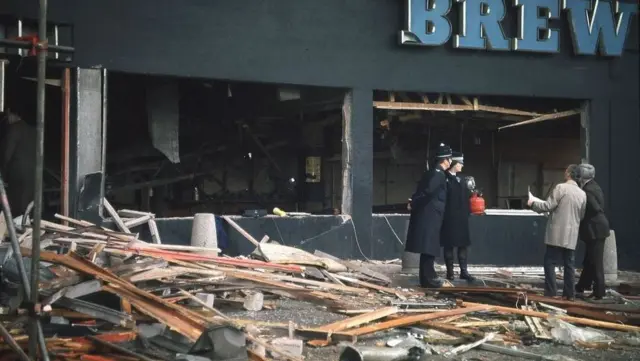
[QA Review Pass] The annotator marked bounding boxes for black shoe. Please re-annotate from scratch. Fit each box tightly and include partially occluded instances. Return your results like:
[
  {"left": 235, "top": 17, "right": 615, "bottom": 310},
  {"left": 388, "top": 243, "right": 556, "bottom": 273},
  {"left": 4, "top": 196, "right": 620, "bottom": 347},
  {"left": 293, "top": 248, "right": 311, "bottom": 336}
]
[
  {"left": 460, "top": 271, "right": 477, "bottom": 282},
  {"left": 446, "top": 273, "right": 455, "bottom": 281},
  {"left": 458, "top": 258, "right": 477, "bottom": 282},
  {"left": 445, "top": 258, "right": 455, "bottom": 281},
  {"left": 422, "top": 278, "right": 444, "bottom": 289}
]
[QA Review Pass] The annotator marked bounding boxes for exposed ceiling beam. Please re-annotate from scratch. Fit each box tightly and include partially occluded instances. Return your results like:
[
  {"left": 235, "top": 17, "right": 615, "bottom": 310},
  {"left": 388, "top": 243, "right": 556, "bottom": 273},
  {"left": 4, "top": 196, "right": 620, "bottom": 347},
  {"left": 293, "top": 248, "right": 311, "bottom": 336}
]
[
  {"left": 498, "top": 109, "right": 581, "bottom": 131},
  {"left": 373, "top": 101, "right": 542, "bottom": 117}
]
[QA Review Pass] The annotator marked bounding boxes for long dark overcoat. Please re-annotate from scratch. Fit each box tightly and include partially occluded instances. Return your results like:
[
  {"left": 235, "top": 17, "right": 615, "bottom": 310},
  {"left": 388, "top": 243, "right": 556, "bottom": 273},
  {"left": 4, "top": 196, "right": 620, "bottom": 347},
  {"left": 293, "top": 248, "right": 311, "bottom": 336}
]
[
  {"left": 579, "top": 180, "right": 610, "bottom": 242},
  {"left": 440, "top": 172, "right": 471, "bottom": 248},
  {"left": 405, "top": 165, "right": 447, "bottom": 256}
]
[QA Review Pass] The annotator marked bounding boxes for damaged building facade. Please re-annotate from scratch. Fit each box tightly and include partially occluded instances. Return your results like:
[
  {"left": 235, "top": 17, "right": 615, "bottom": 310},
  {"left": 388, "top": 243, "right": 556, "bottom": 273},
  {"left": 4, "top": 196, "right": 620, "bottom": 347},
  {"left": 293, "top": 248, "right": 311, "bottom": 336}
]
[{"left": 0, "top": 0, "right": 638, "bottom": 268}]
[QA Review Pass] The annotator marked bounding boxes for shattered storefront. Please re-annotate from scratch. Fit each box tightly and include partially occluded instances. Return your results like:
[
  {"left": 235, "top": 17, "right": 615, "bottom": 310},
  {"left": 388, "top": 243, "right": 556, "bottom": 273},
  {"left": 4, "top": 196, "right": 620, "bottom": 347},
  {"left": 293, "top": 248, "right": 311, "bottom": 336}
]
[
  {"left": 0, "top": 0, "right": 638, "bottom": 269},
  {"left": 0, "top": 1, "right": 640, "bottom": 361}
]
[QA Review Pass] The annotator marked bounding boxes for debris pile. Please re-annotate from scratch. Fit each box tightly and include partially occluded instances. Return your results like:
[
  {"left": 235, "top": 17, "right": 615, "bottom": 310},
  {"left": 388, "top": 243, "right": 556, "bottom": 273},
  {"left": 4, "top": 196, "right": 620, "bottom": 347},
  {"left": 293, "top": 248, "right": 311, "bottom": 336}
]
[{"left": 1, "top": 206, "right": 640, "bottom": 361}]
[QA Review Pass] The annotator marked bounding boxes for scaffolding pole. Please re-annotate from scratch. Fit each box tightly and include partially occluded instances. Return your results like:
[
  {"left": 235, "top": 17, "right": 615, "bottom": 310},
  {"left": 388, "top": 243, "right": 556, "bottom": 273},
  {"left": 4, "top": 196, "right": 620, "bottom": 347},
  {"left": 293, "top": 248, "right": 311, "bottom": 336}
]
[
  {"left": 0, "top": 174, "right": 50, "bottom": 360},
  {"left": 29, "top": 0, "right": 50, "bottom": 358},
  {"left": 0, "top": 2, "right": 75, "bottom": 359}
]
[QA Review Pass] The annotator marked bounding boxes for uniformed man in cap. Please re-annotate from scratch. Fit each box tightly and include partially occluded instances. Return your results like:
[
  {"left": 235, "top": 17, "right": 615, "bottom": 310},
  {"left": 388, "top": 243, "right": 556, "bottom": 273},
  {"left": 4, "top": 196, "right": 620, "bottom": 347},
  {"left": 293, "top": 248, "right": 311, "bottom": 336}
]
[
  {"left": 440, "top": 152, "right": 476, "bottom": 282},
  {"left": 405, "top": 143, "right": 452, "bottom": 288}
]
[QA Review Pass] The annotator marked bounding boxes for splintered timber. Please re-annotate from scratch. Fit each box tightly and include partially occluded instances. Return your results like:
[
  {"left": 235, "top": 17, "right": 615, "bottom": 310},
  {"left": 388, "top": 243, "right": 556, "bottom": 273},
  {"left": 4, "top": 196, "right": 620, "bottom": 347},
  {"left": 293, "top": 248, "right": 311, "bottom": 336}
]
[{"left": 400, "top": 0, "right": 638, "bottom": 56}]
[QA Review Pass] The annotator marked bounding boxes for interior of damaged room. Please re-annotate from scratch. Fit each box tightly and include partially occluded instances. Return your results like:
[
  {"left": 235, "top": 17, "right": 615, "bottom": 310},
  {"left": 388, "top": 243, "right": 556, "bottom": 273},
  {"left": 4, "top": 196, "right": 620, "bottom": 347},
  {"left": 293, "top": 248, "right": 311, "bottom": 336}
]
[{"left": 1, "top": 57, "right": 640, "bottom": 361}]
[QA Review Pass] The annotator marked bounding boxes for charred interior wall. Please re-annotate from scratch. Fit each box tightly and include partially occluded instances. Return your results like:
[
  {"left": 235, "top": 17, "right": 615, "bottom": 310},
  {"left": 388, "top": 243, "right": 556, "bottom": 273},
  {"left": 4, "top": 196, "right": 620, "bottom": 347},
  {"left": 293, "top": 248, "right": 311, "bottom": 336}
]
[{"left": 1, "top": 0, "right": 638, "bottom": 269}]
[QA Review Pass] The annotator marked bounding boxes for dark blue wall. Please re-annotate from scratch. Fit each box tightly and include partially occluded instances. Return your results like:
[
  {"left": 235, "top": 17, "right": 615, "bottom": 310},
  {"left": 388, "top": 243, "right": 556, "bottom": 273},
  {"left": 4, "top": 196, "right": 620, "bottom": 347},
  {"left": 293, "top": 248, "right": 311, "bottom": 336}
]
[
  {"left": 141, "top": 215, "right": 549, "bottom": 266},
  {"left": 1, "top": 0, "right": 638, "bottom": 269}
]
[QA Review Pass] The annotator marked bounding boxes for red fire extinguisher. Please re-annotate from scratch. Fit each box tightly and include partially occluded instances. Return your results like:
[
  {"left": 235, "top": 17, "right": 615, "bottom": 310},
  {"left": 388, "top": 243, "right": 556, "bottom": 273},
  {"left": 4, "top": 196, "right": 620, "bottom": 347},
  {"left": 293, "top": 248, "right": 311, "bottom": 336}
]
[{"left": 470, "top": 191, "right": 486, "bottom": 215}]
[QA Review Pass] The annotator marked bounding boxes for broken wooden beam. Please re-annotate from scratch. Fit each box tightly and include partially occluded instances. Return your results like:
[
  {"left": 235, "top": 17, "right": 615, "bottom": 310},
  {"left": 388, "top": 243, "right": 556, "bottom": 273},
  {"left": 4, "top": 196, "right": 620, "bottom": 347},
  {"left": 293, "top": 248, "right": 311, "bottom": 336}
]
[
  {"left": 313, "top": 250, "right": 391, "bottom": 284},
  {"left": 461, "top": 301, "right": 640, "bottom": 332},
  {"left": 223, "top": 216, "right": 260, "bottom": 247},
  {"left": 346, "top": 305, "right": 491, "bottom": 337},
  {"left": 499, "top": 109, "right": 581, "bottom": 130},
  {"left": 103, "top": 199, "right": 132, "bottom": 233},
  {"left": 304, "top": 306, "right": 399, "bottom": 347}
]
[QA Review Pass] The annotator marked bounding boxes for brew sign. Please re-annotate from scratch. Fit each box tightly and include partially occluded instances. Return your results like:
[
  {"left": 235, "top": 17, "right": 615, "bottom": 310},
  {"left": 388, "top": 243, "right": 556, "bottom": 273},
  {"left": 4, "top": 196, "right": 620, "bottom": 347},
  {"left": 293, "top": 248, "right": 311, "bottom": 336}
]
[{"left": 400, "top": 0, "right": 638, "bottom": 56}]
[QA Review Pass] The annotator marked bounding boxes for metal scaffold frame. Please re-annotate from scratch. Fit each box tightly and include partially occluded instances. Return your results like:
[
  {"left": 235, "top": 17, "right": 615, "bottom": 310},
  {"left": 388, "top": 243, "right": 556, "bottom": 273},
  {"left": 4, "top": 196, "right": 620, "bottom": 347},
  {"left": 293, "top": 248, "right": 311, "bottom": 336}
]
[{"left": 0, "top": 0, "right": 76, "bottom": 359}]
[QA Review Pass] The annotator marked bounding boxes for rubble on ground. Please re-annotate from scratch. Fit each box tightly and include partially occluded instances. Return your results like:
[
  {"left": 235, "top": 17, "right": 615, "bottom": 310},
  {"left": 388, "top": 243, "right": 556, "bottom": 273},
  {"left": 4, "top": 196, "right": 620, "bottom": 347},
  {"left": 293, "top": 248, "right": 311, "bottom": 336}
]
[{"left": 0, "top": 206, "right": 639, "bottom": 361}]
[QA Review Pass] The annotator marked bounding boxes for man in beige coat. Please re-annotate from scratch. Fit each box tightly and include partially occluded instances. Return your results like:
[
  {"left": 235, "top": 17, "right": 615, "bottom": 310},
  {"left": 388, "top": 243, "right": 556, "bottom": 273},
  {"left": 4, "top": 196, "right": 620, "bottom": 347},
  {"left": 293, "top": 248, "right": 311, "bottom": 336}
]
[{"left": 528, "top": 164, "right": 586, "bottom": 300}]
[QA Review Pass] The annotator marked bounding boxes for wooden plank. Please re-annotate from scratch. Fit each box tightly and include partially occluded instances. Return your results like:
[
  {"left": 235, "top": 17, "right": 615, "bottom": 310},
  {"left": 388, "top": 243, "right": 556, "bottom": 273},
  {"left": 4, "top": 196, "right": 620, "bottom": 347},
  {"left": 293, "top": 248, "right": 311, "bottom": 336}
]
[
  {"left": 314, "top": 250, "right": 391, "bottom": 284},
  {"left": 317, "top": 306, "right": 399, "bottom": 332},
  {"left": 373, "top": 101, "right": 541, "bottom": 117},
  {"left": 223, "top": 216, "right": 260, "bottom": 247},
  {"left": 499, "top": 109, "right": 581, "bottom": 130},
  {"left": 565, "top": 307, "right": 640, "bottom": 326},
  {"left": 123, "top": 215, "right": 153, "bottom": 228},
  {"left": 218, "top": 267, "right": 369, "bottom": 295},
  {"left": 504, "top": 293, "right": 640, "bottom": 314},
  {"left": 320, "top": 269, "right": 344, "bottom": 285},
  {"left": 118, "top": 209, "right": 154, "bottom": 218},
  {"left": 304, "top": 306, "right": 400, "bottom": 346},
  {"left": 103, "top": 199, "right": 132, "bottom": 233},
  {"left": 126, "top": 248, "right": 298, "bottom": 273},
  {"left": 29, "top": 249, "right": 208, "bottom": 341},
  {"left": 331, "top": 273, "right": 406, "bottom": 298},
  {"left": 295, "top": 329, "right": 356, "bottom": 343},
  {"left": 462, "top": 302, "right": 640, "bottom": 332},
  {"left": 346, "top": 305, "right": 491, "bottom": 337},
  {"left": 260, "top": 243, "right": 347, "bottom": 272},
  {"left": 521, "top": 305, "right": 552, "bottom": 340},
  {"left": 148, "top": 219, "right": 162, "bottom": 244}
]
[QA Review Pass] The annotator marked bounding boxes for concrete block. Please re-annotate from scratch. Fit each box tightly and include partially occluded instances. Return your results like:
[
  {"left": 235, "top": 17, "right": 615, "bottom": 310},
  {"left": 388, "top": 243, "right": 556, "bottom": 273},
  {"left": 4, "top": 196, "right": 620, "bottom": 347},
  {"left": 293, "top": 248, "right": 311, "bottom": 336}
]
[
  {"left": 401, "top": 251, "right": 420, "bottom": 274},
  {"left": 243, "top": 292, "right": 264, "bottom": 311},
  {"left": 191, "top": 213, "right": 218, "bottom": 255},
  {"left": 270, "top": 337, "right": 303, "bottom": 359},
  {"left": 189, "top": 293, "right": 215, "bottom": 308},
  {"left": 604, "top": 230, "right": 618, "bottom": 284}
]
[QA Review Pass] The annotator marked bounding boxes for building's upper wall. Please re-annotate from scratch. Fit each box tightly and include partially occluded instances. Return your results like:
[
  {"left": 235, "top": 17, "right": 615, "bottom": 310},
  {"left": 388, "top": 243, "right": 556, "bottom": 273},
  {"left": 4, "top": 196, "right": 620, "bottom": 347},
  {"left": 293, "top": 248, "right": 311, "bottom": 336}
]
[{"left": 1, "top": 0, "right": 637, "bottom": 99}]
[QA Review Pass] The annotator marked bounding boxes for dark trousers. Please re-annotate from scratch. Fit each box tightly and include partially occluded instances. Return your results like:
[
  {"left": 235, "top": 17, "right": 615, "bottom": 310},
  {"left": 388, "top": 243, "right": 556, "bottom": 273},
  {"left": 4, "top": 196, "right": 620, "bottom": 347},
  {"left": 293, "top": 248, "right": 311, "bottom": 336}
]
[
  {"left": 576, "top": 239, "right": 606, "bottom": 298},
  {"left": 544, "top": 245, "right": 575, "bottom": 298},
  {"left": 443, "top": 246, "right": 468, "bottom": 263},
  {"left": 419, "top": 254, "right": 438, "bottom": 286}
]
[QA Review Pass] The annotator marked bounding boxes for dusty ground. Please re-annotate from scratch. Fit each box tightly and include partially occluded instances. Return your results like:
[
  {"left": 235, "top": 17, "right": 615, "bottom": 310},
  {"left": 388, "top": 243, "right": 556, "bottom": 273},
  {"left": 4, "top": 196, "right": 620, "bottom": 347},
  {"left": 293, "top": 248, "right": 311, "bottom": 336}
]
[{"left": 221, "top": 265, "right": 640, "bottom": 361}]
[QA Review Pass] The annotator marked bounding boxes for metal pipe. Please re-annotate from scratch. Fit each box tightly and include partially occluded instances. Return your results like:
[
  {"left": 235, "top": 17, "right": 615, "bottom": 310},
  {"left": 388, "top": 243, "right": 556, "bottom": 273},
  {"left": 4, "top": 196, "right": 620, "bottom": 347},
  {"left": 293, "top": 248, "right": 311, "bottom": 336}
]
[
  {"left": 0, "top": 59, "right": 7, "bottom": 112},
  {"left": 0, "top": 38, "right": 74, "bottom": 53},
  {"left": 0, "top": 175, "right": 50, "bottom": 360},
  {"left": 61, "top": 68, "right": 71, "bottom": 224},
  {"left": 478, "top": 343, "right": 545, "bottom": 360},
  {"left": 339, "top": 345, "right": 422, "bottom": 361},
  {"left": 100, "top": 69, "right": 108, "bottom": 217},
  {"left": 29, "top": 0, "right": 50, "bottom": 358}
]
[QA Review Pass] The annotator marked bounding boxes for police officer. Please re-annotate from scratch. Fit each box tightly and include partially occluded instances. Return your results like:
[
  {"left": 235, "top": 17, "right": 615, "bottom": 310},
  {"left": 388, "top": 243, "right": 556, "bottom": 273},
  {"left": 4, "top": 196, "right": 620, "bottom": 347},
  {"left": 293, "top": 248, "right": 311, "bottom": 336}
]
[
  {"left": 405, "top": 143, "right": 452, "bottom": 288},
  {"left": 441, "top": 152, "right": 476, "bottom": 282}
]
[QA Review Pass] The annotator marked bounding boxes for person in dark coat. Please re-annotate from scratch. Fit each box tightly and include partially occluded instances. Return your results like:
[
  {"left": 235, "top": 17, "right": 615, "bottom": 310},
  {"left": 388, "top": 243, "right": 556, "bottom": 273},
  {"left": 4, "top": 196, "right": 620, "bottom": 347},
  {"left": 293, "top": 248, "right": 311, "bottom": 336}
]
[
  {"left": 440, "top": 152, "right": 476, "bottom": 282},
  {"left": 405, "top": 143, "right": 452, "bottom": 288},
  {"left": 575, "top": 164, "right": 611, "bottom": 299}
]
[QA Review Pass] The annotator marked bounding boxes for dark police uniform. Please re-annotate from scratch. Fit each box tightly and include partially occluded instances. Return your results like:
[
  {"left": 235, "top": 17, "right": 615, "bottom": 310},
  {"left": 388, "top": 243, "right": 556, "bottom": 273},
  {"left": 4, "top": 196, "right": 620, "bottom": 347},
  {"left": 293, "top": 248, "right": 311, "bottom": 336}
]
[
  {"left": 405, "top": 143, "right": 451, "bottom": 288},
  {"left": 440, "top": 154, "right": 475, "bottom": 282}
]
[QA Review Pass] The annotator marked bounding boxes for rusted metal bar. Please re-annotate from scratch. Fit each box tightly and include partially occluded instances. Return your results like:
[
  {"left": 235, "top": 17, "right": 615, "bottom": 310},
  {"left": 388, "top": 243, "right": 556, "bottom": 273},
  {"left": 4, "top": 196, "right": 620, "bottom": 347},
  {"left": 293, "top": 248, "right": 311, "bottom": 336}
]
[
  {"left": 86, "top": 336, "right": 156, "bottom": 361},
  {"left": 0, "top": 38, "right": 74, "bottom": 53}
]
